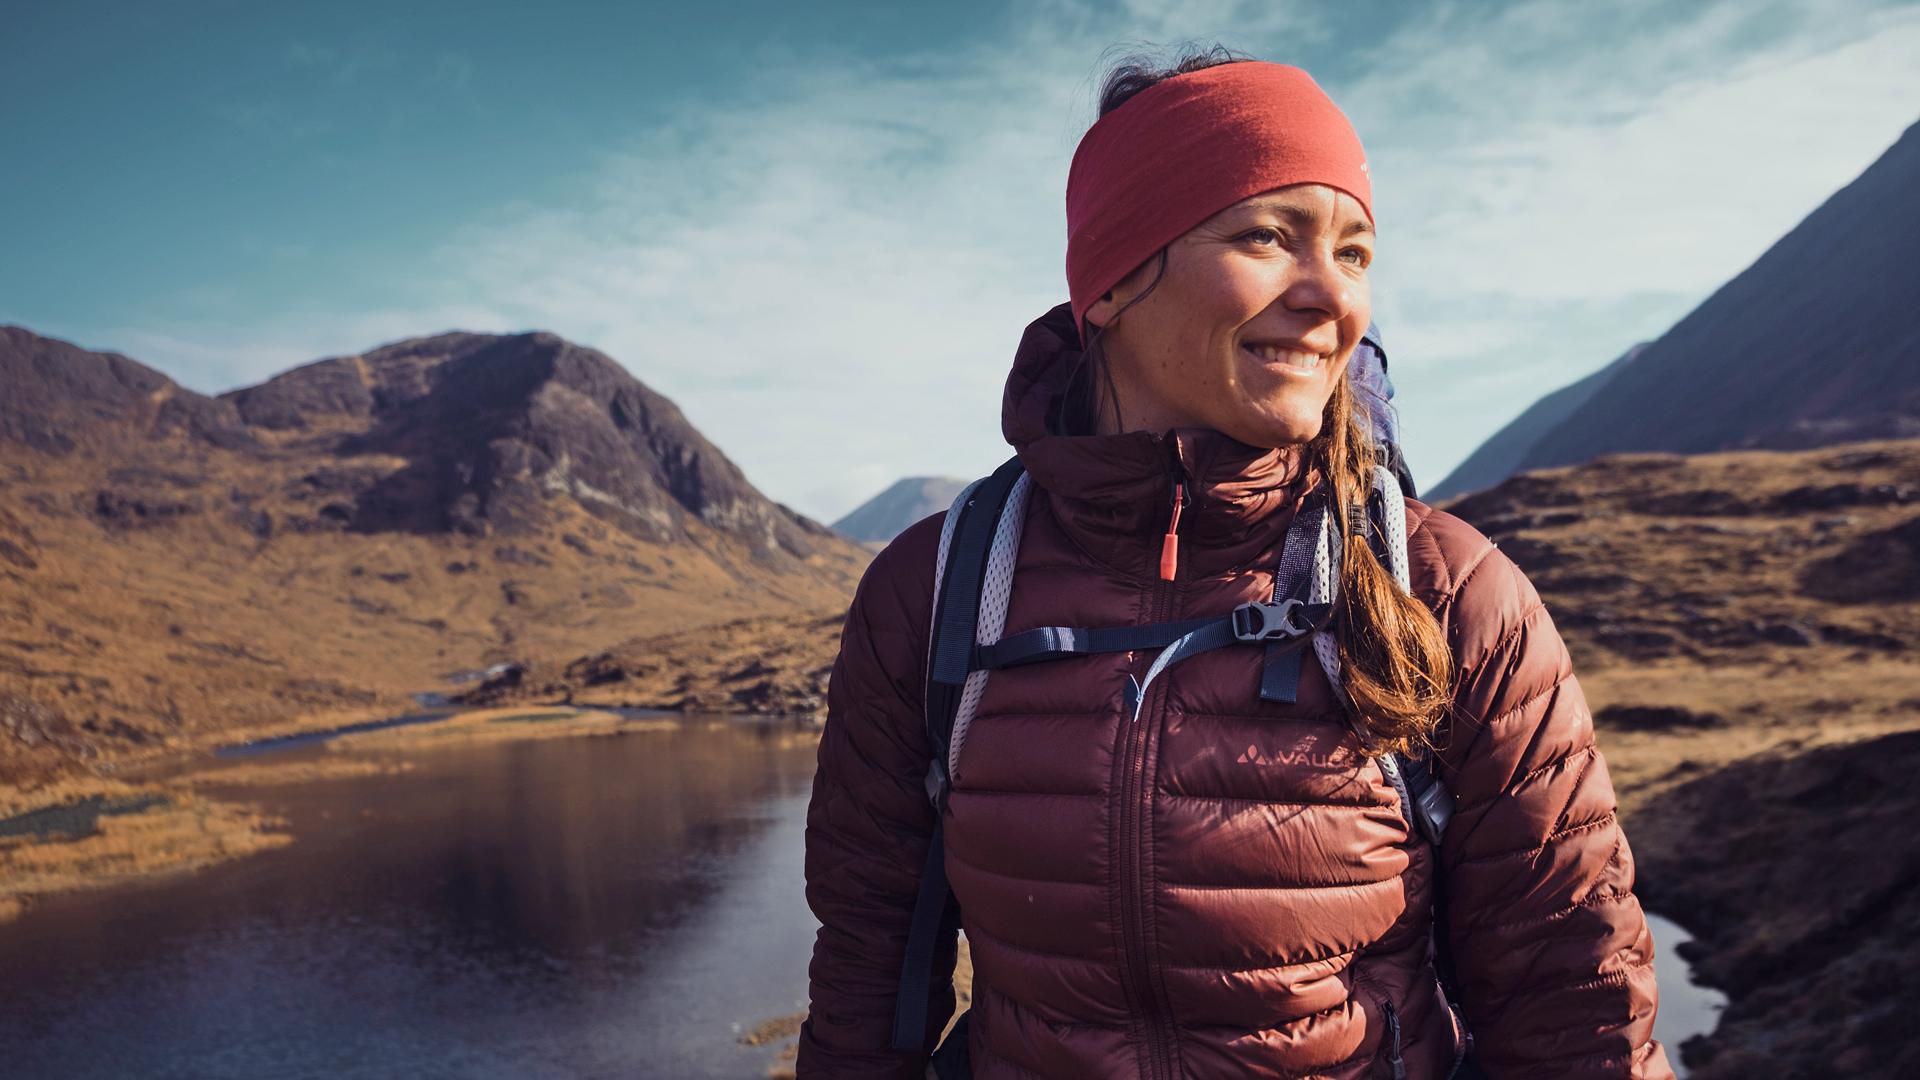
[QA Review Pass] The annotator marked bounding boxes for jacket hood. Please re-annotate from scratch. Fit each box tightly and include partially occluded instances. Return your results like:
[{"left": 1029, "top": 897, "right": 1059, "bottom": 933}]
[{"left": 1002, "top": 302, "right": 1310, "bottom": 580}]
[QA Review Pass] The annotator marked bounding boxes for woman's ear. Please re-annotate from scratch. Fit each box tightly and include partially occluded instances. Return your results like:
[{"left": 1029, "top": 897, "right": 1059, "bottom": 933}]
[
  {"left": 1082, "top": 255, "right": 1159, "bottom": 331},
  {"left": 1083, "top": 289, "right": 1120, "bottom": 331}
]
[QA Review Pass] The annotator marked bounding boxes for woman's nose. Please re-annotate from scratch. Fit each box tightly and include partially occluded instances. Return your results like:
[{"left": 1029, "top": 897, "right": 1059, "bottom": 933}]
[{"left": 1279, "top": 251, "right": 1356, "bottom": 323}]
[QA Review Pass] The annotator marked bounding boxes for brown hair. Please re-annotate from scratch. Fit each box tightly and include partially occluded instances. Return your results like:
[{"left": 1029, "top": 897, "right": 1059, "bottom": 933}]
[{"left": 1065, "top": 47, "right": 1453, "bottom": 755}]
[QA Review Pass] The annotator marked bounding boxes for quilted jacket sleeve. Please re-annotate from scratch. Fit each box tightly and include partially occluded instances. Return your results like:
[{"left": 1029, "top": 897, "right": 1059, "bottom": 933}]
[
  {"left": 797, "top": 517, "right": 955, "bottom": 1079},
  {"left": 1419, "top": 510, "right": 1675, "bottom": 1080}
]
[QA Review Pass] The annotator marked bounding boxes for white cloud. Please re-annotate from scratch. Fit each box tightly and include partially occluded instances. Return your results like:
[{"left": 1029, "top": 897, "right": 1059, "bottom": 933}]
[
  {"left": 95, "top": 0, "right": 1920, "bottom": 519},
  {"left": 1353, "top": 1, "right": 1920, "bottom": 483}
]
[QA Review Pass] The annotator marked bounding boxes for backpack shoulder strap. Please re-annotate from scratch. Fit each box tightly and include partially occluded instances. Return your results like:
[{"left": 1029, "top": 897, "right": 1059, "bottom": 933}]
[
  {"left": 924, "top": 455, "right": 1028, "bottom": 801},
  {"left": 1319, "top": 463, "right": 1455, "bottom": 846},
  {"left": 891, "top": 454, "right": 1024, "bottom": 1054}
]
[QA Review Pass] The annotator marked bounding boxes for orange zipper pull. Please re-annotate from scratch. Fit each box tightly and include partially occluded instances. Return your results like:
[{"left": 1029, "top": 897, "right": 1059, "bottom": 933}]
[{"left": 1159, "top": 482, "right": 1185, "bottom": 582}]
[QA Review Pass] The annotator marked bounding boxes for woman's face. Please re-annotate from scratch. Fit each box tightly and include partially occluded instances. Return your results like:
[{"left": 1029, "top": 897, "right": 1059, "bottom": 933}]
[{"left": 1083, "top": 183, "right": 1373, "bottom": 448}]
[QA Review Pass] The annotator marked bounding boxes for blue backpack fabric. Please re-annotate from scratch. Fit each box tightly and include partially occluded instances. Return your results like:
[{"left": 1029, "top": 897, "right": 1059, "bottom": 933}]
[{"left": 1349, "top": 323, "right": 1417, "bottom": 498}]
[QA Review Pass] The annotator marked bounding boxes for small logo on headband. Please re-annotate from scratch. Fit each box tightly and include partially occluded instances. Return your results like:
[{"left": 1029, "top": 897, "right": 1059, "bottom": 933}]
[{"left": 1360, "top": 160, "right": 1370, "bottom": 174}]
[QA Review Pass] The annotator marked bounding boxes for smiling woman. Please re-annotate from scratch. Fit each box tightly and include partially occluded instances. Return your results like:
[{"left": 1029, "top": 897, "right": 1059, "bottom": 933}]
[
  {"left": 1080, "top": 187, "right": 1376, "bottom": 446},
  {"left": 800, "top": 47, "right": 1674, "bottom": 1080}
]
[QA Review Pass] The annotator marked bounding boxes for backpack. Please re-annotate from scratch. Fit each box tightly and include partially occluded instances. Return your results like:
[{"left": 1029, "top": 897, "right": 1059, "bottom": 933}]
[{"left": 890, "top": 325, "right": 1474, "bottom": 1077}]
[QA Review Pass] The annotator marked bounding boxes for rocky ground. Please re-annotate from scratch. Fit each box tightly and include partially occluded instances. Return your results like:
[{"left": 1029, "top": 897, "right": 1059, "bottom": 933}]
[
  {"left": 1443, "top": 440, "right": 1919, "bottom": 1077},
  {"left": 454, "top": 608, "right": 846, "bottom": 716}
]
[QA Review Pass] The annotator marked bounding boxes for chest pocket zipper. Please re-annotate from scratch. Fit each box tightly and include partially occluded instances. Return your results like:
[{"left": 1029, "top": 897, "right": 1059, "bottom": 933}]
[{"left": 1381, "top": 999, "right": 1407, "bottom": 1080}]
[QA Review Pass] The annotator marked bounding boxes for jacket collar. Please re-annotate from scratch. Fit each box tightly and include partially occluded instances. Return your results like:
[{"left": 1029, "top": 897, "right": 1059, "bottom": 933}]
[{"left": 1002, "top": 303, "right": 1310, "bottom": 581}]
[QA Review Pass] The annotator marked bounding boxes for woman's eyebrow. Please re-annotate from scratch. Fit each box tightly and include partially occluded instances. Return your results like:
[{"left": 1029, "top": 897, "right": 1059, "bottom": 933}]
[{"left": 1235, "top": 202, "right": 1373, "bottom": 238}]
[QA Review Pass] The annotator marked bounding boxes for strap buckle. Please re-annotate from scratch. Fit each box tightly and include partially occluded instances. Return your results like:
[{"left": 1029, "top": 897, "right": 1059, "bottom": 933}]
[{"left": 1230, "top": 598, "right": 1317, "bottom": 642}]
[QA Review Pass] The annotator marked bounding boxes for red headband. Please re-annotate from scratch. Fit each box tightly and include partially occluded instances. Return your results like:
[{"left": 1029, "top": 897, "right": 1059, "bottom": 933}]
[{"left": 1065, "top": 62, "right": 1373, "bottom": 333}]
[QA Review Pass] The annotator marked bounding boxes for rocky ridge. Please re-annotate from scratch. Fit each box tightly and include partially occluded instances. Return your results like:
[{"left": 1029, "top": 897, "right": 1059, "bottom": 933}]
[
  {"left": 832, "top": 476, "right": 968, "bottom": 546},
  {"left": 1442, "top": 117, "right": 1920, "bottom": 496},
  {"left": 0, "top": 326, "right": 869, "bottom": 788}
]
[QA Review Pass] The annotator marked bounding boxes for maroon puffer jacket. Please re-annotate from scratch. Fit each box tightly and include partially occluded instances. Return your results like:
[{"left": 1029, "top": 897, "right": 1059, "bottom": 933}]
[{"left": 800, "top": 304, "right": 1673, "bottom": 1079}]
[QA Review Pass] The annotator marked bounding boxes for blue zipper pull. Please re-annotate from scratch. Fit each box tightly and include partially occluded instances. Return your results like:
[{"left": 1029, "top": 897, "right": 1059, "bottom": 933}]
[{"left": 1384, "top": 1000, "right": 1406, "bottom": 1080}]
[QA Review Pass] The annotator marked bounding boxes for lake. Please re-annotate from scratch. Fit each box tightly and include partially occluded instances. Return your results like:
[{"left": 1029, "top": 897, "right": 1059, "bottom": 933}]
[
  {"left": 0, "top": 714, "right": 1725, "bottom": 1077},
  {"left": 0, "top": 715, "right": 822, "bottom": 1079}
]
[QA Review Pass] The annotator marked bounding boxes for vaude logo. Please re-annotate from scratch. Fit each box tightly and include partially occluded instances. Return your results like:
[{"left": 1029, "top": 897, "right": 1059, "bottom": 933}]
[{"left": 1236, "top": 744, "right": 1347, "bottom": 768}]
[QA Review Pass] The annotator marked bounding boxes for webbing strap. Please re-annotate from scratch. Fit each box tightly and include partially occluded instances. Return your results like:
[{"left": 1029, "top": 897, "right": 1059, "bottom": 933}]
[
  {"left": 974, "top": 597, "right": 1329, "bottom": 675},
  {"left": 1398, "top": 751, "right": 1452, "bottom": 846},
  {"left": 973, "top": 616, "right": 1218, "bottom": 670},
  {"left": 1262, "top": 494, "right": 1329, "bottom": 703},
  {"left": 890, "top": 821, "right": 955, "bottom": 1052},
  {"left": 1126, "top": 619, "right": 1239, "bottom": 720}
]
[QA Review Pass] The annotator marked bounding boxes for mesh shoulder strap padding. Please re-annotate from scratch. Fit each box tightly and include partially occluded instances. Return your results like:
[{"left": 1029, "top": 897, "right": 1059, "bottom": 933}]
[
  {"left": 924, "top": 456, "right": 1027, "bottom": 788},
  {"left": 945, "top": 470, "right": 1031, "bottom": 783},
  {"left": 1260, "top": 490, "right": 1330, "bottom": 703},
  {"left": 1308, "top": 464, "right": 1449, "bottom": 844},
  {"left": 893, "top": 455, "right": 1025, "bottom": 1054}
]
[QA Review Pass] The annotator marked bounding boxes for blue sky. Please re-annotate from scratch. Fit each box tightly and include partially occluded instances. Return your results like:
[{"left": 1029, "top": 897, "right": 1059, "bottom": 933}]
[{"left": 6, "top": 0, "right": 1919, "bottom": 520}]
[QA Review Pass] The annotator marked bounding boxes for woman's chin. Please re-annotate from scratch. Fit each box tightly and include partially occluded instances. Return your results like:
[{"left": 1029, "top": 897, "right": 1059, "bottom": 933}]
[{"left": 1221, "top": 410, "right": 1324, "bottom": 450}]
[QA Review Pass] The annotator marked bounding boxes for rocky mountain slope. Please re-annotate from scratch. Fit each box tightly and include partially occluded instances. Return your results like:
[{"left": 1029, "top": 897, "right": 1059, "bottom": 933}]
[
  {"left": 1428, "top": 345, "right": 1642, "bottom": 499},
  {"left": 1444, "top": 117, "right": 1919, "bottom": 495},
  {"left": 0, "top": 327, "right": 869, "bottom": 788},
  {"left": 831, "top": 476, "right": 968, "bottom": 545}
]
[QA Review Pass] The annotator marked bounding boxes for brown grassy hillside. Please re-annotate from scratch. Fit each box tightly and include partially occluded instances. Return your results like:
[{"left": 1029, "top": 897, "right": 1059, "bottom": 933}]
[
  {"left": 0, "top": 327, "right": 869, "bottom": 793},
  {"left": 1442, "top": 439, "right": 1919, "bottom": 1077},
  {"left": 456, "top": 609, "right": 847, "bottom": 716}
]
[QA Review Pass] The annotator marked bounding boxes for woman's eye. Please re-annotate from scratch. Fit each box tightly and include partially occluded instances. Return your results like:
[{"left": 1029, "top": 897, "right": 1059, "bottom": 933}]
[
  {"left": 1242, "top": 227, "right": 1282, "bottom": 247},
  {"left": 1338, "top": 246, "right": 1371, "bottom": 268}
]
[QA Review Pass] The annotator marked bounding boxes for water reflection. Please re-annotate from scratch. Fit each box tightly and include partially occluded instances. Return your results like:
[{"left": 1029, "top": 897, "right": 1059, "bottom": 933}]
[
  {"left": 1647, "top": 912, "right": 1727, "bottom": 1078},
  {"left": 0, "top": 715, "right": 822, "bottom": 1080}
]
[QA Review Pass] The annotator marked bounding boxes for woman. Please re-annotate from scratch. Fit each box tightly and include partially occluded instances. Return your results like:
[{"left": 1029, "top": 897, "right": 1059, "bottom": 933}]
[{"left": 801, "top": 51, "right": 1673, "bottom": 1080}]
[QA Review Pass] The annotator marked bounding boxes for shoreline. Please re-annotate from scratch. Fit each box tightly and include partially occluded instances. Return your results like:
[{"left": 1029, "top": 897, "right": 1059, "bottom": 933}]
[{"left": 0, "top": 704, "right": 765, "bottom": 924}]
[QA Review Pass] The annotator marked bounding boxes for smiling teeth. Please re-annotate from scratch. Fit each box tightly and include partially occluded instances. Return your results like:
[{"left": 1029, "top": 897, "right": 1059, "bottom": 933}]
[{"left": 1244, "top": 344, "right": 1323, "bottom": 369}]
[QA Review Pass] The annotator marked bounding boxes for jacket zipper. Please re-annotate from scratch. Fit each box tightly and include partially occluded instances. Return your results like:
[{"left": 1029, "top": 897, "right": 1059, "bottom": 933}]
[
  {"left": 1157, "top": 480, "right": 1185, "bottom": 582},
  {"left": 1119, "top": 463, "right": 1185, "bottom": 1079},
  {"left": 1382, "top": 999, "right": 1407, "bottom": 1080}
]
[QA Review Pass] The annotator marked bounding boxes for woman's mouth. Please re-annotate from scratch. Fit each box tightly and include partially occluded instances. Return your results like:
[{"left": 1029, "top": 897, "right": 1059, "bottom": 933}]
[{"left": 1239, "top": 341, "right": 1328, "bottom": 375}]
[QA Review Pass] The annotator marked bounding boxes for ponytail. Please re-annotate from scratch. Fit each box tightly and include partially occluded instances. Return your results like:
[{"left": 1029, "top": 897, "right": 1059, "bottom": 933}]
[{"left": 1309, "top": 378, "right": 1453, "bottom": 755}]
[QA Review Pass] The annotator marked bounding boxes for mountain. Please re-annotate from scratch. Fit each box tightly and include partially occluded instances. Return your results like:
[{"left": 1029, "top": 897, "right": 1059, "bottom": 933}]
[
  {"left": 832, "top": 476, "right": 968, "bottom": 545},
  {"left": 1427, "top": 345, "right": 1643, "bottom": 500},
  {"left": 0, "top": 327, "right": 869, "bottom": 786},
  {"left": 0, "top": 327, "right": 257, "bottom": 456},
  {"left": 1444, "top": 117, "right": 1920, "bottom": 493}
]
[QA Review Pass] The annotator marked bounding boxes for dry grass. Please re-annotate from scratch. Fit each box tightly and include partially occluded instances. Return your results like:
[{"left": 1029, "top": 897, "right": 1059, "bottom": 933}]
[
  {"left": 1440, "top": 440, "right": 1920, "bottom": 1077},
  {"left": 324, "top": 706, "right": 675, "bottom": 751},
  {"left": 0, "top": 440, "right": 866, "bottom": 789},
  {"left": 0, "top": 706, "right": 690, "bottom": 921},
  {"left": 459, "top": 609, "right": 848, "bottom": 718},
  {"left": 162, "top": 756, "right": 418, "bottom": 787},
  {"left": 0, "top": 788, "right": 288, "bottom": 924}
]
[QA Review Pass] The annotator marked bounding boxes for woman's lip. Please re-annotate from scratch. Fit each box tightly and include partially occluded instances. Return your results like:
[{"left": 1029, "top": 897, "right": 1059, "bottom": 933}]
[{"left": 1239, "top": 342, "right": 1327, "bottom": 376}]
